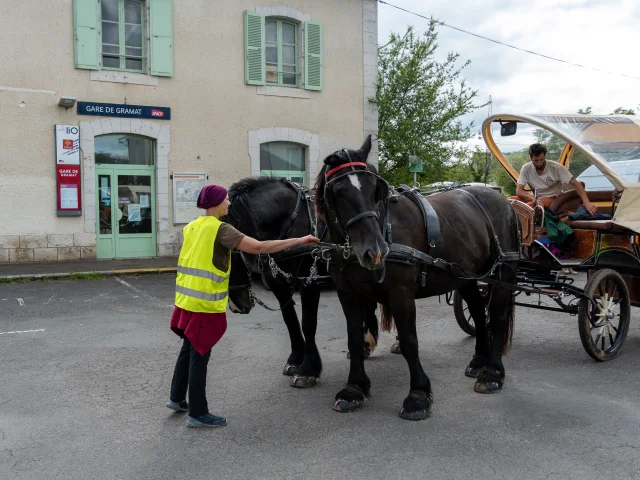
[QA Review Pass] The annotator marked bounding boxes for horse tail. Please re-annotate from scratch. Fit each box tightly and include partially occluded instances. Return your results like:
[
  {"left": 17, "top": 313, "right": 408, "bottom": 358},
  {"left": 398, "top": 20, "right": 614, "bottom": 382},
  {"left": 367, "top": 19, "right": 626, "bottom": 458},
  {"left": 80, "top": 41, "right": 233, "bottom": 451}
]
[
  {"left": 379, "top": 303, "right": 394, "bottom": 332},
  {"left": 503, "top": 291, "right": 516, "bottom": 355}
]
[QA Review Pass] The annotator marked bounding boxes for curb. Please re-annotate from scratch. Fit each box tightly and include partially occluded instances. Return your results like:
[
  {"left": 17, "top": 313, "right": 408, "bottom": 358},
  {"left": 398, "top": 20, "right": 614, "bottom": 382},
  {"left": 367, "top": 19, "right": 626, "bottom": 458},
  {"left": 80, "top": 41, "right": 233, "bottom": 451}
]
[{"left": 0, "top": 267, "right": 177, "bottom": 282}]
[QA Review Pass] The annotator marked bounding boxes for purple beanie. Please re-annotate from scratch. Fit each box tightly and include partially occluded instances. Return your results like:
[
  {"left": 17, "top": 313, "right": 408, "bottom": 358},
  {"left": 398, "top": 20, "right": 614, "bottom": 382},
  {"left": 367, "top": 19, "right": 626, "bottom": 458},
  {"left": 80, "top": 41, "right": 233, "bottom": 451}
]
[{"left": 197, "top": 184, "right": 228, "bottom": 209}]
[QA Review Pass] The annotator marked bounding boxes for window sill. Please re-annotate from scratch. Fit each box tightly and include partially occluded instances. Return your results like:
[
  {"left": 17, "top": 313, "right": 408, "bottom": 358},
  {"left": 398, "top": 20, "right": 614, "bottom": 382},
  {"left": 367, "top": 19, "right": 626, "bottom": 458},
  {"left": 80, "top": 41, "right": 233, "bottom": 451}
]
[
  {"left": 90, "top": 70, "right": 159, "bottom": 86},
  {"left": 256, "top": 86, "right": 310, "bottom": 99}
]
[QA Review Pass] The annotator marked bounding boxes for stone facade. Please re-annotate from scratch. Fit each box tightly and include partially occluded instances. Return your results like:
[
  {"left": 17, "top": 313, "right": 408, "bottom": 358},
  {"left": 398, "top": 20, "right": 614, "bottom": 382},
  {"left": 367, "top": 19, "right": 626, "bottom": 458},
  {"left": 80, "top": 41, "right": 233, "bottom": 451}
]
[{"left": 0, "top": 0, "right": 378, "bottom": 263}]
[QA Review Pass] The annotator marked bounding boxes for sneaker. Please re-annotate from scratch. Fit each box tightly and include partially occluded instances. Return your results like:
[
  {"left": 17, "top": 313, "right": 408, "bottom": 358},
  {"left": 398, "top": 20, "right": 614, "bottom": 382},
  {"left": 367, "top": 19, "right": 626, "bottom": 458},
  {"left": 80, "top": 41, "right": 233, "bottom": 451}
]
[
  {"left": 166, "top": 399, "right": 189, "bottom": 412},
  {"left": 187, "top": 413, "right": 227, "bottom": 428}
]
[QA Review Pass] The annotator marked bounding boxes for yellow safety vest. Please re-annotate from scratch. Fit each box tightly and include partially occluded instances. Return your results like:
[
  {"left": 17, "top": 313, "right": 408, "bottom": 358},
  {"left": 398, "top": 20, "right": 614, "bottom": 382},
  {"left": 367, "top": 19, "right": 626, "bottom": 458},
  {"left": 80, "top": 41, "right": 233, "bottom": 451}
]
[{"left": 175, "top": 216, "right": 230, "bottom": 313}]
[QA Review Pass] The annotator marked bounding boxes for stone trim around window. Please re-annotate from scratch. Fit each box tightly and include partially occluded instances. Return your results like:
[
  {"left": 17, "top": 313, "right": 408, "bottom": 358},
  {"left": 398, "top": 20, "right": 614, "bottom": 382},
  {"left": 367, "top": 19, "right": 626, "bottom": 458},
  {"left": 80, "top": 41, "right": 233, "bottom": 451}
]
[
  {"left": 255, "top": 6, "right": 310, "bottom": 95},
  {"left": 248, "top": 127, "right": 320, "bottom": 186},
  {"left": 78, "top": 119, "right": 172, "bottom": 255}
]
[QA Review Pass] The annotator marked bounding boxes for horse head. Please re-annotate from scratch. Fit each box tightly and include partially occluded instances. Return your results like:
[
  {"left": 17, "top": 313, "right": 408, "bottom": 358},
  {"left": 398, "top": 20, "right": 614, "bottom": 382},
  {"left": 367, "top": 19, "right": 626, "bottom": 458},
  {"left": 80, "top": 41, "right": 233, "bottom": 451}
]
[{"left": 315, "top": 135, "right": 389, "bottom": 271}]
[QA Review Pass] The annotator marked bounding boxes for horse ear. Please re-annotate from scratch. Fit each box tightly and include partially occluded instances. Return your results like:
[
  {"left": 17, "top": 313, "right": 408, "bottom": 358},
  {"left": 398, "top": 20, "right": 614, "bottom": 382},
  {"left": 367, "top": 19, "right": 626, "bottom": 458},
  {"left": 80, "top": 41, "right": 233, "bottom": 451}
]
[{"left": 358, "top": 134, "right": 372, "bottom": 162}]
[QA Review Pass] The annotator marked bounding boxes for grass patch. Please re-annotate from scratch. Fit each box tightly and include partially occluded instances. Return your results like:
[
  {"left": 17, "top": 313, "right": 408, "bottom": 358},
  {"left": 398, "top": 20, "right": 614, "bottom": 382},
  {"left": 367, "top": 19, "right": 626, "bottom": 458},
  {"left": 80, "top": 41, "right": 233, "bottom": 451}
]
[{"left": 0, "top": 272, "right": 105, "bottom": 284}]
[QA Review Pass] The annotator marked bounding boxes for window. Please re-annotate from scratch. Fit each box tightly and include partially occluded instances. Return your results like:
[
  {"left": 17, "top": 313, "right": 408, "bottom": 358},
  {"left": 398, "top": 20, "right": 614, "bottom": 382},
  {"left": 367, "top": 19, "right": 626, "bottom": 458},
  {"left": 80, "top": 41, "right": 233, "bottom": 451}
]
[
  {"left": 101, "top": 0, "right": 145, "bottom": 72},
  {"left": 244, "top": 10, "right": 322, "bottom": 91},
  {"left": 265, "top": 20, "right": 297, "bottom": 87},
  {"left": 260, "top": 142, "right": 305, "bottom": 183},
  {"left": 73, "top": 0, "right": 173, "bottom": 77},
  {"left": 95, "top": 134, "right": 155, "bottom": 165}
]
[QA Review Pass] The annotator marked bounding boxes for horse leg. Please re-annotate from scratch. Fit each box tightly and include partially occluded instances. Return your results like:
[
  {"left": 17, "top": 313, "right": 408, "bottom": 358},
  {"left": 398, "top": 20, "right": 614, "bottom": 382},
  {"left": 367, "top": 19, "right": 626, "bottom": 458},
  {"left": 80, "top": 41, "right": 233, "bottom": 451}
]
[
  {"left": 347, "top": 302, "right": 378, "bottom": 359},
  {"left": 333, "top": 291, "right": 371, "bottom": 413},
  {"left": 474, "top": 266, "right": 517, "bottom": 394},
  {"left": 270, "top": 283, "right": 306, "bottom": 376},
  {"left": 291, "top": 283, "right": 323, "bottom": 388},
  {"left": 459, "top": 282, "right": 490, "bottom": 378},
  {"left": 390, "top": 291, "right": 432, "bottom": 420}
]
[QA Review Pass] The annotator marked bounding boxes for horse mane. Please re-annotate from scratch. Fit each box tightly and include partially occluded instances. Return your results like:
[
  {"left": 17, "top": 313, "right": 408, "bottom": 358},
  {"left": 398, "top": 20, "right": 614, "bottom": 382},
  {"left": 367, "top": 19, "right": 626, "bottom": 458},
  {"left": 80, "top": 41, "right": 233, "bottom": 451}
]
[
  {"left": 228, "top": 176, "right": 286, "bottom": 202},
  {"left": 226, "top": 176, "right": 288, "bottom": 235}
]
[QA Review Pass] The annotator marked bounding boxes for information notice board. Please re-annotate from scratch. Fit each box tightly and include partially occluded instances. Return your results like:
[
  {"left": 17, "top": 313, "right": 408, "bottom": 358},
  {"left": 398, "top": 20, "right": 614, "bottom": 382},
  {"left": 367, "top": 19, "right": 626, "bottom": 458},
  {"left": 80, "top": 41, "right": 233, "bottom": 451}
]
[
  {"left": 172, "top": 173, "right": 207, "bottom": 224},
  {"left": 55, "top": 125, "right": 82, "bottom": 216}
]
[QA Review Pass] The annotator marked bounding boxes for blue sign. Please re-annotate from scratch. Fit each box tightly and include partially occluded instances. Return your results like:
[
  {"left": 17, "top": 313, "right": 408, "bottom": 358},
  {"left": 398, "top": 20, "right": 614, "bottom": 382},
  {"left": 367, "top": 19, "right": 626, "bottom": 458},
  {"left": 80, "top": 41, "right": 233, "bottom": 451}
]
[{"left": 77, "top": 101, "right": 170, "bottom": 120}]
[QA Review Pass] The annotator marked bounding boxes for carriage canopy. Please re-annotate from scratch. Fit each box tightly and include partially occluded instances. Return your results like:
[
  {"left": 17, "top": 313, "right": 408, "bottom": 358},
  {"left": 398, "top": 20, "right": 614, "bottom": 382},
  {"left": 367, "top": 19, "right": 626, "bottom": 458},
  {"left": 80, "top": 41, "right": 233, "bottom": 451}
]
[{"left": 482, "top": 113, "right": 640, "bottom": 234}]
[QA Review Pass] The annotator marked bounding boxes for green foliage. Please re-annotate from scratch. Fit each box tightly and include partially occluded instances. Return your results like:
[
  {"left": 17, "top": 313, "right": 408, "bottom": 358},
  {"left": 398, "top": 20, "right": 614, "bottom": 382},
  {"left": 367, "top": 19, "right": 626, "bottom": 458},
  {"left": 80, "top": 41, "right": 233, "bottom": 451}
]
[
  {"left": 611, "top": 107, "right": 638, "bottom": 115},
  {"left": 371, "top": 22, "right": 483, "bottom": 186}
]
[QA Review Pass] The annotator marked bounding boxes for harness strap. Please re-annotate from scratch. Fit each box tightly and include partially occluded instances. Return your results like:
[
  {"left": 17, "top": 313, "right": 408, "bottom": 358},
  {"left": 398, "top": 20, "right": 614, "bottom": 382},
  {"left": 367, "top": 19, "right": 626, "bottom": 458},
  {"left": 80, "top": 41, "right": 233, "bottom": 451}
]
[
  {"left": 325, "top": 162, "right": 368, "bottom": 178},
  {"left": 278, "top": 181, "right": 303, "bottom": 240},
  {"left": 345, "top": 211, "right": 379, "bottom": 227},
  {"left": 457, "top": 189, "right": 507, "bottom": 259}
]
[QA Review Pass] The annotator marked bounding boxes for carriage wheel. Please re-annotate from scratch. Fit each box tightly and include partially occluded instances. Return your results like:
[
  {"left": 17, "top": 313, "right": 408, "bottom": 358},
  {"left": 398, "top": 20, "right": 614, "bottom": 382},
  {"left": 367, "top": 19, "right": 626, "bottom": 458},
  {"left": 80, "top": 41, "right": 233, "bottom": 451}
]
[
  {"left": 578, "top": 269, "right": 631, "bottom": 362},
  {"left": 452, "top": 287, "right": 489, "bottom": 337}
]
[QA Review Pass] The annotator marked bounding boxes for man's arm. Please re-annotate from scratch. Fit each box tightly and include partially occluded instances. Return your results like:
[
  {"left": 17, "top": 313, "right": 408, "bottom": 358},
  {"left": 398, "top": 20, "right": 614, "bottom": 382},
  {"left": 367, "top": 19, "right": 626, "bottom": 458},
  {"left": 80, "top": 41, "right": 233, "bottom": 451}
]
[
  {"left": 569, "top": 178, "right": 597, "bottom": 215},
  {"left": 236, "top": 235, "right": 319, "bottom": 255},
  {"left": 516, "top": 183, "right": 535, "bottom": 204}
]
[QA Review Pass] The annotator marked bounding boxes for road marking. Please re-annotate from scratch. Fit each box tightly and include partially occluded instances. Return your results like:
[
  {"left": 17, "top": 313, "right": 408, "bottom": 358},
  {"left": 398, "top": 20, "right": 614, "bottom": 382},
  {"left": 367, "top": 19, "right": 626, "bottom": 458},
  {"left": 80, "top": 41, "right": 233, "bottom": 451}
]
[
  {"left": 0, "top": 329, "right": 45, "bottom": 336},
  {"left": 114, "top": 277, "right": 172, "bottom": 309},
  {"left": 16, "top": 298, "right": 24, "bottom": 306}
]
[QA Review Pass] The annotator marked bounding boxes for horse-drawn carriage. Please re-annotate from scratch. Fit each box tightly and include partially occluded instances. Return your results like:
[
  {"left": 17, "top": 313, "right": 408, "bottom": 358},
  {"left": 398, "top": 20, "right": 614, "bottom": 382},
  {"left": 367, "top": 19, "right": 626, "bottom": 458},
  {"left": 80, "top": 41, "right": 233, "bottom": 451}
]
[{"left": 452, "top": 113, "right": 640, "bottom": 361}]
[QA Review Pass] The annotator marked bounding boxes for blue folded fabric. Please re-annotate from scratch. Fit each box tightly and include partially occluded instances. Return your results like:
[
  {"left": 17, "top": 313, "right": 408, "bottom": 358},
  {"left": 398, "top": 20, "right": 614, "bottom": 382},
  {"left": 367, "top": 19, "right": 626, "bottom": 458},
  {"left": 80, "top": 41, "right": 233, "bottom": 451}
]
[{"left": 567, "top": 205, "right": 611, "bottom": 221}]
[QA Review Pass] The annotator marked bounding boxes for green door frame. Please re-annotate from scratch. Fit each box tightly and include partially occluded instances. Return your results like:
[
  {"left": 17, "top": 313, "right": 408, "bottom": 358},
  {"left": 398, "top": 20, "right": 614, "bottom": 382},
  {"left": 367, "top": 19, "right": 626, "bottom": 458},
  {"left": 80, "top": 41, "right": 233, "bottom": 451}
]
[{"left": 96, "top": 164, "right": 157, "bottom": 259}]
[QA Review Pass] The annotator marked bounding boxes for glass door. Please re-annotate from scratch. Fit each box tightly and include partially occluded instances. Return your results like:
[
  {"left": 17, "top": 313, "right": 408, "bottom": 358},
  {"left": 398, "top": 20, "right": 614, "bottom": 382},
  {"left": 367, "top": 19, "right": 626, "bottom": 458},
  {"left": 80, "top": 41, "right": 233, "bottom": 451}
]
[{"left": 96, "top": 166, "right": 156, "bottom": 258}]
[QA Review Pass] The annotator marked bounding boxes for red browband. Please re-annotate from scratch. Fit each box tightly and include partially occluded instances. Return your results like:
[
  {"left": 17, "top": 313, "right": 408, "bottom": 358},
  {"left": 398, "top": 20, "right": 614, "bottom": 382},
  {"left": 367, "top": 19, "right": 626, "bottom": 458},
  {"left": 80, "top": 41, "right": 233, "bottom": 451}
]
[{"left": 325, "top": 162, "right": 368, "bottom": 178}]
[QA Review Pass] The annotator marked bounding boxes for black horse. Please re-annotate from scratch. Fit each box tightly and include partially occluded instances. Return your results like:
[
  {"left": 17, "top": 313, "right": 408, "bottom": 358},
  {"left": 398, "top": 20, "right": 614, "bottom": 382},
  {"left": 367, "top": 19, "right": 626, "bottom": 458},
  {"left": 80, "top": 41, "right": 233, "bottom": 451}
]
[
  {"left": 224, "top": 177, "right": 379, "bottom": 388},
  {"left": 314, "top": 135, "right": 520, "bottom": 420}
]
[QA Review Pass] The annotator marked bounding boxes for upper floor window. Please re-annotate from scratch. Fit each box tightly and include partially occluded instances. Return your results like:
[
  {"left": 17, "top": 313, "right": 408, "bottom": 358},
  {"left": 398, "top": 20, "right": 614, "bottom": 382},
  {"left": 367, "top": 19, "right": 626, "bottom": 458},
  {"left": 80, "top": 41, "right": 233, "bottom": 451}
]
[
  {"left": 73, "top": 0, "right": 173, "bottom": 77},
  {"left": 265, "top": 19, "right": 297, "bottom": 87},
  {"left": 101, "top": 0, "right": 145, "bottom": 72},
  {"left": 244, "top": 10, "right": 323, "bottom": 91}
]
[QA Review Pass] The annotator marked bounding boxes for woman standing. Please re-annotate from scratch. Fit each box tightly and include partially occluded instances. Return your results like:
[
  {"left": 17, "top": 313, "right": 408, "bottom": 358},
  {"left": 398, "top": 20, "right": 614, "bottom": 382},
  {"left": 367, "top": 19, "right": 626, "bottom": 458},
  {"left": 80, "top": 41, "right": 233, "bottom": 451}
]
[{"left": 167, "top": 184, "right": 319, "bottom": 428}]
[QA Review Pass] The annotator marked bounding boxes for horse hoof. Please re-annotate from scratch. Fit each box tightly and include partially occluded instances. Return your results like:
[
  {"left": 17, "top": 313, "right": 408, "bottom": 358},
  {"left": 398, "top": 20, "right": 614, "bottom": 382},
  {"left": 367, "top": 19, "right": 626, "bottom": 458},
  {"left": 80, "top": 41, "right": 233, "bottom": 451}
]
[
  {"left": 390, "top": 343, "right": 402, "bottom": 354},
  {"left": 282, "top": 363, "right": 299, "bottom": 376},
  {"left": 399, "top": 407, "right": 431, "bottom": 421},
  {"left": 332, "top": 399, "right": 363, "bottom": 413},
  {"left": 474, "top": 380, "right": 502, "bottom": 394},
  {"left": 290, "top": 375, "right": 317, "bottom": 388},
  {"left": 465, "top": 366, "right": 482, "bottom": 378}
]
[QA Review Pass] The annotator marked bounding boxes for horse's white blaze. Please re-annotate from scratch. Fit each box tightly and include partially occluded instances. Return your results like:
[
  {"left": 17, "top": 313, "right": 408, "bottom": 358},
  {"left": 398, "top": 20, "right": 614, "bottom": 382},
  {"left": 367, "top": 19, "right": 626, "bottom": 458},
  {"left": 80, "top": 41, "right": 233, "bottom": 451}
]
[{"left": 349, "top": 174, "right": 362, "bottom": 191}]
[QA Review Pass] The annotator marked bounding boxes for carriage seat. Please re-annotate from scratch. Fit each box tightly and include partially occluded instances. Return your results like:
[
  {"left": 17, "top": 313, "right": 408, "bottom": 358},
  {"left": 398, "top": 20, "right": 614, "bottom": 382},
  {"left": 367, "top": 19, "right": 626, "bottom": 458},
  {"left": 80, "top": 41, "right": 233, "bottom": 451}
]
[
  {"left": 549, "top": 189, "right": 614, "bottom": 216},
  {"left": 566, "top": 220, "right": 626, "bottom": 231},
  {"left": 510, "top": 199, "right": 535, "bottom": 246}
]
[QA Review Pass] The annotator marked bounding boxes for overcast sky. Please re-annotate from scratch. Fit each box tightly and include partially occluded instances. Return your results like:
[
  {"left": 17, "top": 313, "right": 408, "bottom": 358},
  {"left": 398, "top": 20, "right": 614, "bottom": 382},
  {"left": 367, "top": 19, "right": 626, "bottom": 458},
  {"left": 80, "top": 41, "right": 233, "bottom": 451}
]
[{"left": 377, "top": 0, "right": 640, "bottom": 151}]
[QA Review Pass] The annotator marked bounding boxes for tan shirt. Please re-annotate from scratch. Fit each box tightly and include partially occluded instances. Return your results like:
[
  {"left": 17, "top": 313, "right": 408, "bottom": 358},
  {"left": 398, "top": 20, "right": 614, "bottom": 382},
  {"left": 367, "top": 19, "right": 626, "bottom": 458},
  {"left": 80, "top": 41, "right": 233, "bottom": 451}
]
[
  {"left": 213, "top": 223, "right": 246, "bottom": 272},
  {"left": 517, "top": 160, "right": 573, "bottom": 198}
]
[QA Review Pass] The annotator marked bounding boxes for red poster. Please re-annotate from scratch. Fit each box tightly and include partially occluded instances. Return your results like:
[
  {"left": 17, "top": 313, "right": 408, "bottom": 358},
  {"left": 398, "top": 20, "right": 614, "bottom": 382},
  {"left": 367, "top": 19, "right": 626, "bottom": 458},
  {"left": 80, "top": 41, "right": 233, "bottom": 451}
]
[{"left": 57, "top": 165, "right": 82, "bottom": 212}]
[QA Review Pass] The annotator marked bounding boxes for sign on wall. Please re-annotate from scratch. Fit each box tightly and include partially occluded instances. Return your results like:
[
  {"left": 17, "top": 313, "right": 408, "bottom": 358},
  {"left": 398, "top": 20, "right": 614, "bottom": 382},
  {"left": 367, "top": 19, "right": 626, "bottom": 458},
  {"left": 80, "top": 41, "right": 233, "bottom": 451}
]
[
  {"left": 77, "top": 101, "right": 171, "bottom": 120},
  {"left": 172, "top": 173, "right": 207, "bottom": 224},
  {"left": 55, "top": 125, "right": 82, "bottom": 217}
]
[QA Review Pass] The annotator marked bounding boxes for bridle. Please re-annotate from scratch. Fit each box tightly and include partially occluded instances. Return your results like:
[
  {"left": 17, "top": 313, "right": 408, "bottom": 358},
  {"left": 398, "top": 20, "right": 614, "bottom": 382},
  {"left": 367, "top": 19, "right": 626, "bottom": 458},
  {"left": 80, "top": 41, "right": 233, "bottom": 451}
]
[{"left": 323, "top": 150, "right": 390, "bottom": 245}]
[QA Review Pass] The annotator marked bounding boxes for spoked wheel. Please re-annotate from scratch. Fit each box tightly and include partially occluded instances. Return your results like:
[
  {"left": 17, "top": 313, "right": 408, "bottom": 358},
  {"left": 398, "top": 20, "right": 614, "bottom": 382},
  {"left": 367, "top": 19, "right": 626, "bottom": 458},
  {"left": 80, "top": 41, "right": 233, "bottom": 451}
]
[
  {"left": 578, "top": 269, "right": 631, "bottom": 362},
  {"left": 452, "top": 286, "right": 489, "bottom": 337}
]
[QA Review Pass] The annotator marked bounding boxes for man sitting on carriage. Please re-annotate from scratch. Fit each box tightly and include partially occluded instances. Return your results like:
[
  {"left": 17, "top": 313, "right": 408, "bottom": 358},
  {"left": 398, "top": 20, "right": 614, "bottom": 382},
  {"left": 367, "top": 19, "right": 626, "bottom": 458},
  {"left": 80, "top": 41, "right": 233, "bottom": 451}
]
[{"left": 514, "top": 143, "right": 598, "bottom": 215}]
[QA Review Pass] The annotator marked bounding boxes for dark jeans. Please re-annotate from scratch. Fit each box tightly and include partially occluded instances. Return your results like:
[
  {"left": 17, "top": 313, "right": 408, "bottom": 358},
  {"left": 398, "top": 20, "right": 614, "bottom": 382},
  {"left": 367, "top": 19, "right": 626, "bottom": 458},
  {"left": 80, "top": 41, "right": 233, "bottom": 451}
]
[{"left": 170, "top": 337, "right": 211, "bottom": 417}]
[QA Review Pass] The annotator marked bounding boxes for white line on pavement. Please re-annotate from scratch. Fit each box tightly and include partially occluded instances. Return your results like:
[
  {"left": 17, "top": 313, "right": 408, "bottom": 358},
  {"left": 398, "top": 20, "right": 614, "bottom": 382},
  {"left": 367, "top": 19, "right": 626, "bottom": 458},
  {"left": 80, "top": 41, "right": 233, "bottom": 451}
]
[
  {"left": 16, "top": 298, "right": 25, "bottom": 306},
  {"left": 114, "top": 277, "right": 172, "bottom": 309},
  {"left": 0, "top": 329, "right": 45, "bottom": 336}
]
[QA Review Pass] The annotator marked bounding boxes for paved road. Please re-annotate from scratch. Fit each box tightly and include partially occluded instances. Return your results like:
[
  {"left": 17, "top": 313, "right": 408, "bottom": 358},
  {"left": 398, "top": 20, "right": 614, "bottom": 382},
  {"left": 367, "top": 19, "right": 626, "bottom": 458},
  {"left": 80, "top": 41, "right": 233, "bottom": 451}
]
[{"left": 1, "top": 274, "right": 640, "bottom": 480}]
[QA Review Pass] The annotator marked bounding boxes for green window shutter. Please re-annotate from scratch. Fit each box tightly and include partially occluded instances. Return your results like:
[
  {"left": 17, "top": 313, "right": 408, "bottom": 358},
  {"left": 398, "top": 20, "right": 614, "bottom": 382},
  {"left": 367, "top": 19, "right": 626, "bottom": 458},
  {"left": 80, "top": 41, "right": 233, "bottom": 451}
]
[
  {"left": 73, "top": 0, "right": 100, "bottom": 70},
  {"left": 304, "top": 21, "right": 323, "bottom": 91},
  {"left": 149, "top": 0, "right": 174, "bottom": 77},
  {"left": 244, "top": 10, "right": 265, "bottom": 85}
]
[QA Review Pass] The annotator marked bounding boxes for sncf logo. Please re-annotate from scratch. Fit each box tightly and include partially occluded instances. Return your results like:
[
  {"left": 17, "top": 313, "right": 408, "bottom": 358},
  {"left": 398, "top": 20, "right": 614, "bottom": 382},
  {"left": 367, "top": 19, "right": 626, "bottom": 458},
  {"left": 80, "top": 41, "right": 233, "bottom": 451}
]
[{"left": 151, "top": 109, "right": 165, "bottom": 117}]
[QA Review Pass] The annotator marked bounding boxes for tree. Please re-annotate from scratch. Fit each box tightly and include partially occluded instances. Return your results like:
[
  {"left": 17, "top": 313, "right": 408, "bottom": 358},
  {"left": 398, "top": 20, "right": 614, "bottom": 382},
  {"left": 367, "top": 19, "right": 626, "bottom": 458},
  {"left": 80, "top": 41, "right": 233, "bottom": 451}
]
[
  {"left": 371, "top": 22, "right": 483, "bottom": 186},
  {"left": 611, "top": 107, "right": 637, "bottom": 115}
]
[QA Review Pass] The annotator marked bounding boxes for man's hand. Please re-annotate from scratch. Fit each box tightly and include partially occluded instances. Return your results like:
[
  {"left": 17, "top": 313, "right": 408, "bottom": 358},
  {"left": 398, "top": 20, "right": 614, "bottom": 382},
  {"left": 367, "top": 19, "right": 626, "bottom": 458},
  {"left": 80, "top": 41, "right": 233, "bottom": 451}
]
[
  {"left": 298, "top": 235, "right": 320, "bottom": 246},
  {"left": 583, "top": 200, "right": 598, "bottom": 216}
]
